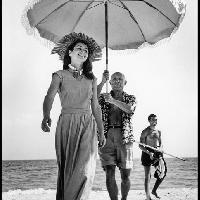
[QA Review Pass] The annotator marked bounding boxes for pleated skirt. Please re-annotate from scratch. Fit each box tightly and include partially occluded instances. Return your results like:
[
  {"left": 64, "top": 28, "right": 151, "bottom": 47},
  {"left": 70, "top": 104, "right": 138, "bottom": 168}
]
[{"left": 55, "top": 110, "right": 97, "bottom": 200}]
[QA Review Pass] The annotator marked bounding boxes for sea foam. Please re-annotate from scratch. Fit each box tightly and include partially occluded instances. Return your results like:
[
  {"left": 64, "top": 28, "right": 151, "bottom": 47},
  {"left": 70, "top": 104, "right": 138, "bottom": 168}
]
[
  {"left": 2, "top": 188, "right": 56, "bottom": 200},
  {"left": 2, "top": 188, "right": 198, "bottom": 200}
]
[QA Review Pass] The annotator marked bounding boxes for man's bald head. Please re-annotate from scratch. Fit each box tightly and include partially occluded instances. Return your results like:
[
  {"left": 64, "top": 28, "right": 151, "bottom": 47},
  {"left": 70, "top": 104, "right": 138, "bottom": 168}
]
[
  {"left": 109, "top": 72, "right": 127, "bottom": 91},
  {"left": 111, "top": 72, "right": 125, "bottom": 80}
]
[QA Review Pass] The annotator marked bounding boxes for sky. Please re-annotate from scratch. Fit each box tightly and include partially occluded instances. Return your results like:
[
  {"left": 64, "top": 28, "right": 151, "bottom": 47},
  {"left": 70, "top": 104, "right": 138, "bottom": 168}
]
[{"left": 2, "top": 0, "right": 197, "bottom": 160}]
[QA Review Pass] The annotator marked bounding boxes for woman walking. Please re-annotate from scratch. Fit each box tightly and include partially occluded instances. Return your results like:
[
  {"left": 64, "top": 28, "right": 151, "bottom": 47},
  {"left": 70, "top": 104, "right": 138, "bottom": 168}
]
[{"left": 41, "top": 32, "right": 106, "bottom": 200}]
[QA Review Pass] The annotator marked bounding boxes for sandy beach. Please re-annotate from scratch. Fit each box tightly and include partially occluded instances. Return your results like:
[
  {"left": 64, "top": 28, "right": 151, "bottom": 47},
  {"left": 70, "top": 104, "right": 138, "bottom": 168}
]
[{"left": 2, "top": 188, "right": 197, "bottom": 200}]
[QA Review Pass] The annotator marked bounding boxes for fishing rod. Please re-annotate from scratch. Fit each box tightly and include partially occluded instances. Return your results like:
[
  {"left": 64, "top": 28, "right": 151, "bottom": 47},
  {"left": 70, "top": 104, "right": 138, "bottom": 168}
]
[{"left": 133, "top": 140, "right": 186, "bottom": 161}]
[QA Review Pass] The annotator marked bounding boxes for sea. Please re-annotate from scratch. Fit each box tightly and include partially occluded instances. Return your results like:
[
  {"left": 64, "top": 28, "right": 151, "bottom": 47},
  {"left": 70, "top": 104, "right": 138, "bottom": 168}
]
[{"left": 2, "top": 157, "right": 197, "bottom": 195}]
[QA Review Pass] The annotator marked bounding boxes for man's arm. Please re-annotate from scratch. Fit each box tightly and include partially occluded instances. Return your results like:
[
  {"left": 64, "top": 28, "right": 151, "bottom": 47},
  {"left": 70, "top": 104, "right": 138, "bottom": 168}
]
[
  {"left": 103, "top": 94, "right": 136, "bottom": 114},
  {"left": 110, "top": 98, "right": 134, "bottom": 114},
  {"left": 97, "top": 70, "right": 109, "bottom": 97},
  {"left": 97, "top": 81, "right": 105, "bottom": 97},
  {"left": 158, "top": 131, "right": 163, "bottom": 151},
  {"left": 139, "top": 131, "right": 154, "bottom": 159}
]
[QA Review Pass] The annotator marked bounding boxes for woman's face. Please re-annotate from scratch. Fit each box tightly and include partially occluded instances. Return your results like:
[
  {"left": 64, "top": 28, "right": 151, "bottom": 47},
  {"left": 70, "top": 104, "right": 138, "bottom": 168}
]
[{"left": 69, "top": 42, "right": 89, "bottom": 64}]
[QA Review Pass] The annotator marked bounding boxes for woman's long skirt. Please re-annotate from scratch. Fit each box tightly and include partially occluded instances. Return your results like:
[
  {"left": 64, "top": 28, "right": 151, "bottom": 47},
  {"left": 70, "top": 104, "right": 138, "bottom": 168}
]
[{"left": 55, "top": 111, "right": 97, "bottom": 200}]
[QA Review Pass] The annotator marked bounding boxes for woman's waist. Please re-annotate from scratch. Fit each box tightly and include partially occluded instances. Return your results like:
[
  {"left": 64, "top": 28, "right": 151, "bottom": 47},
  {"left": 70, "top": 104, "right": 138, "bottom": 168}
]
[{"left": 61, "top": 107, "right": 91, "bottom": 114}]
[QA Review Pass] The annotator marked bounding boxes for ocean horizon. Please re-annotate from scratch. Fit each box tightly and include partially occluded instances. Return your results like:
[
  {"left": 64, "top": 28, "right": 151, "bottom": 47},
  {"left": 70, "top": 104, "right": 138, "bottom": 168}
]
[
  {"left": 2, "top": 157, "right": 197, "bottom": 194},
  {"left": 3, "top": 155, "right": 197, "bottom": 161}
]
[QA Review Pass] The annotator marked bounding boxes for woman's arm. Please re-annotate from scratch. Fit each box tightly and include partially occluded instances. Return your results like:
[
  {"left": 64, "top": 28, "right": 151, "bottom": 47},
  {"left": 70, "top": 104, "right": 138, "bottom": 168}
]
[
  {"left": 41, "top": 73, "right": 61, "bottom": 132},
  {"left": 91, "top": 78, "right": 106, "bottom": 147}
]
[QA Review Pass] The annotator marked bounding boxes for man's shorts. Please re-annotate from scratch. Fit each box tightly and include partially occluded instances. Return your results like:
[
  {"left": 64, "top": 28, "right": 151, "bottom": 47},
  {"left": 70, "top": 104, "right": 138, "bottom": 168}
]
[
  {"left": 141, "top": 147, "right": 162, "bottom": 166},
  {"left": 98, "top": 127, "right": 133, "bottom": 170},
  {"left": 141, "top": 151, "right": 153, "bottom": 166}
]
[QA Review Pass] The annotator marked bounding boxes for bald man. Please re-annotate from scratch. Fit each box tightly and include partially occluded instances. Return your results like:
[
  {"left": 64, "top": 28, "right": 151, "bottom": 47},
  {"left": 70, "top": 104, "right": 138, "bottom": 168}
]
[{"left": 97, "top": 71, "right": 137, "bottom": 200}]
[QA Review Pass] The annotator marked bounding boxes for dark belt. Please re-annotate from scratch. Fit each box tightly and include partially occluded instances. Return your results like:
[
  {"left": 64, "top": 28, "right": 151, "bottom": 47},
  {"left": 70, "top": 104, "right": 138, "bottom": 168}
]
[{"left": 108, "top": 125, "right": 122, "bottom": 129}]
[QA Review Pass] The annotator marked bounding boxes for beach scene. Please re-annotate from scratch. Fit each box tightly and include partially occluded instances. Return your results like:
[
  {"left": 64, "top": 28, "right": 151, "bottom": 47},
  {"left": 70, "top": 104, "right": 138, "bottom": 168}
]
[
  {"left": 3, "top": 0, "right": 197, "bottom": 200},
  {"left": 2, "top": 158, "right": 197, "bottom": 199}
]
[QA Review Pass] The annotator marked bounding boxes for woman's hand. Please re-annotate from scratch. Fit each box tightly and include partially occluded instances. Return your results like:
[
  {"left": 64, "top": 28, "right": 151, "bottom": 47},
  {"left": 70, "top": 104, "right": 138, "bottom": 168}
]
[
  {"left": 41, "top": 116, "right": 51, "bottom": 132},
  {"left": 98, "top": 133, "right": 106, "bottom": 148}
]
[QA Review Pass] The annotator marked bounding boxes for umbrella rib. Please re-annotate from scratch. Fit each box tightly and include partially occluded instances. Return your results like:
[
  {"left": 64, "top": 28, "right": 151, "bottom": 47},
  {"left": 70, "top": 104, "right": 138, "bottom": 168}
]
[
  {"left": 86, "top": 2, "right": 104, "bottom": 10},
  {"left": 70, "top": 0, "right": 103, "bottom": 1},
  {"left": 117, "top": 0, "right": 147, "bottom": 42},
  {"left": 71, "top": 0, "right": 99, "bottom": 32},
  {"left": 35, "top": 1, "right": 71, "bottom": 26},
  {"left": 109, "top": 0, "right": 177, "bottom": 27},
  {"left": 35, "top": 0, "right": 103, "bottom": 27},
  {"left": 109, "top": 1, "right": 124, "bottom": 9},
  {"left": 141, "top": 0, "right": 177, "bottom": 26}
]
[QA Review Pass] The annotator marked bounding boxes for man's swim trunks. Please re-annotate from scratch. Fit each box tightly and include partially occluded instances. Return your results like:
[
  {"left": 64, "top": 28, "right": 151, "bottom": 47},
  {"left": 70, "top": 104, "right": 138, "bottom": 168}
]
[
  {"left": 141, "top": 147, "right": 162, "bottom": 166},
  {"left": 141, "top": 147, "right": 167, "bottom": 180}
]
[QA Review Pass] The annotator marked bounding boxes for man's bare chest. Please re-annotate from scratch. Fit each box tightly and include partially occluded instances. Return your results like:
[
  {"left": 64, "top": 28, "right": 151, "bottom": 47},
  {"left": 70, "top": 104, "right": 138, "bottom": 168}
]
[{"left": 146, "top": 130, "right": 160, "bottom": 141}]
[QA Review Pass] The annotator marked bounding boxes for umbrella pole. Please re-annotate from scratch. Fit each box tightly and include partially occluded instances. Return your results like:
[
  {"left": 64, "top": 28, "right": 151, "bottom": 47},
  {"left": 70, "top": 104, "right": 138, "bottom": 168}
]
[
  {"left": 133, "top": 140, "right": 186, "bottom": 161},
  {"left": 105, "top": 0, "right": 109, "bottom": 93}
]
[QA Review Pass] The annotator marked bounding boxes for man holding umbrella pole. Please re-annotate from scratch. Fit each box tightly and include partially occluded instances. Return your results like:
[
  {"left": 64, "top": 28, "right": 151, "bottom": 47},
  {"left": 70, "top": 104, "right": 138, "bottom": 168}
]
[{"left": 97, "top": 70, "right": 137, "bottom": 200}]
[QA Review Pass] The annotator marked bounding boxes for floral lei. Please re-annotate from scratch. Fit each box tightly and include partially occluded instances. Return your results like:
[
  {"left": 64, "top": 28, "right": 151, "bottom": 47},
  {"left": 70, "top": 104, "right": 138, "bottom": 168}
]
[{"left": 98, "top": 91, "right": 137, "bottom": 144}]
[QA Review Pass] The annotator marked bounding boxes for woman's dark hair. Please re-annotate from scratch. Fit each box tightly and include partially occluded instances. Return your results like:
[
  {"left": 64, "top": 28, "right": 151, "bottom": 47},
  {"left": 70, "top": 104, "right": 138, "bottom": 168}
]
[{"left": 63, "top": 39, "right": 95, "bottom": 80}]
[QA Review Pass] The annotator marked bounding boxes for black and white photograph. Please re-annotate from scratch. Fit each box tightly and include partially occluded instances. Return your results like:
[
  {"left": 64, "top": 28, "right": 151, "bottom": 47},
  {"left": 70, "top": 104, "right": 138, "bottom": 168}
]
[{"left": 2, "top": 0, "right": 197, "bottom": 199}]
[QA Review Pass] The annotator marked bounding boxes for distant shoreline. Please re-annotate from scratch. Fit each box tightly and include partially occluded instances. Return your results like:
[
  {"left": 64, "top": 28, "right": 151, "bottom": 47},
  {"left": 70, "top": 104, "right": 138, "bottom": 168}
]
[{"left": 2, "top": 156, "right": 197, "bottom": 161}]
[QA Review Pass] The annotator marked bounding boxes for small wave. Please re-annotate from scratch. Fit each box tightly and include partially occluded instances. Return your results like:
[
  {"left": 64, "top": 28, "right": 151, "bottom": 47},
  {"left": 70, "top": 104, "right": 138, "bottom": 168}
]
[{"left": 2, "top": 188, "right": 56, "bottom": 200}]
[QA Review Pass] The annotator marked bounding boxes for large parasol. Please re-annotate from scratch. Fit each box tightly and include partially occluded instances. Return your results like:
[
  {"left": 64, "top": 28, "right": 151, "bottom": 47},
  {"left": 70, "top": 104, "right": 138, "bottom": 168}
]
[{"left": 22, "top": 0, "right": 186, "bottom": 90}]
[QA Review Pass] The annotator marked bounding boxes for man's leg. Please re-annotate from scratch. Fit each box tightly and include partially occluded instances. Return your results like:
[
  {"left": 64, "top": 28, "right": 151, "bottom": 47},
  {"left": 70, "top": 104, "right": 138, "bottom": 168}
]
[
  {"left": 120, "top": 168, "right": 131, "bottom": 200},
  {"left": 151, "top": 178, "right": 164, "bottom": 198},
  {"left": 105, "top": 165, "right": 119, "bottom": 200},
  {"left": 144, "top": 166, "right": 151, "bottom": 200}
]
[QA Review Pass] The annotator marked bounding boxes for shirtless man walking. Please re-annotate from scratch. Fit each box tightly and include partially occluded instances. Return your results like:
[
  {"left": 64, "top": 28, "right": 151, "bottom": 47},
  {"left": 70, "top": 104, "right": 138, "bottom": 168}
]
[{"left": 139, "top": 114, "right": 167, "bottom": 200}]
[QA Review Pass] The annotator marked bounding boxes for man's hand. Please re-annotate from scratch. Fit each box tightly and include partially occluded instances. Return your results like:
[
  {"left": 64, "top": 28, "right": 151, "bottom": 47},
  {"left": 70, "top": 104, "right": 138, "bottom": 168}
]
[
  {"left": 41, "top": 116, "right": 51, "bottom": 132},
  {"left": 103, "top": 93, "right": 114, "bottom": 104},
  {"left": 97, "top": 70, "right": 109, "bottom": 96},
  {"left": 98, "top": 133, "right": 106, "bottom": 148},
  {"left": 149, "top": 152, "right": 154, "bottom": 160},
  {"left": 101, "top": 70, "right": 109, "bottom": 84}
]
